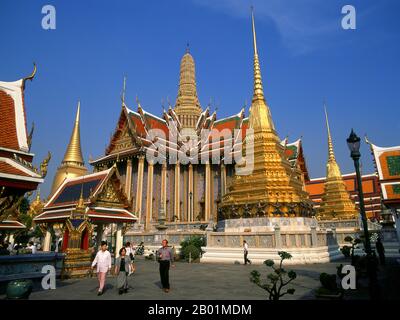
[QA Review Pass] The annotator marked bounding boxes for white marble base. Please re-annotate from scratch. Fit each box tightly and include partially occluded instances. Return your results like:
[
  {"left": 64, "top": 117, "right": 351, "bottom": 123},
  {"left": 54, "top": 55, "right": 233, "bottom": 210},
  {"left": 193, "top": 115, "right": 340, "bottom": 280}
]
[{"left": 200, "top": 245, "right": 342, "bottom": 265}]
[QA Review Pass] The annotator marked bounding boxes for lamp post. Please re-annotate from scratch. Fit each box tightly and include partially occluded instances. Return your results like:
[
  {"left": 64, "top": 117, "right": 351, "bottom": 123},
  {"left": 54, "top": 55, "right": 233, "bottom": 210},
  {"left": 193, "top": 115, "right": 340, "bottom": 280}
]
[{"left": 346, "top": 129, "right": 379, "bottom": 299}]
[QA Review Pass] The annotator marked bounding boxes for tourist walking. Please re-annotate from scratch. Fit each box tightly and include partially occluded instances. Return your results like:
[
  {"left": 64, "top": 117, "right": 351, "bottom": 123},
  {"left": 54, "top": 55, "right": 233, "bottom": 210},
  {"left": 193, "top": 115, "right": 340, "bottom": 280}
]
[
  {"left": 243, "top": 240, "right": 251, "bottom": 265},
  {"left": 376, "top": 237, "right": 386, "bottom": 266},
  {"left": 91, "top": 241, "right": 112, "bottom": 295},
  {"left": 114, "top": 247, "right": 132, "bottom": 294},
  {"left": 125, "top": 242, "right": 135, "bottom": 275},
  {"left": 157, "top": 239, "right": 175, "bottom": 293}
]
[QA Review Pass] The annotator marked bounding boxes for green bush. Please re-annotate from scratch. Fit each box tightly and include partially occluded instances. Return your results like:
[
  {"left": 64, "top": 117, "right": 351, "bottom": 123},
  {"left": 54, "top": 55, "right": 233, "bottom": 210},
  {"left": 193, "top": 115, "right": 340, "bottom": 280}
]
[
  {"left": 180, "top": 235, "right": 206, "bottom": 262},
  {"left": 182, "top": 244, "right": 200, "bottom": 262}
]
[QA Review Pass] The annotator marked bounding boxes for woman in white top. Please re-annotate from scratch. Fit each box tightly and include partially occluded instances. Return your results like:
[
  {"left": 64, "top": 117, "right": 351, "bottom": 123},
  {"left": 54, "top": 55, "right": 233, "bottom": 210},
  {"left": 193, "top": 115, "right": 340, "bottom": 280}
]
[{"left": 91, "top": 241, "right": 111, "bottom": 295}]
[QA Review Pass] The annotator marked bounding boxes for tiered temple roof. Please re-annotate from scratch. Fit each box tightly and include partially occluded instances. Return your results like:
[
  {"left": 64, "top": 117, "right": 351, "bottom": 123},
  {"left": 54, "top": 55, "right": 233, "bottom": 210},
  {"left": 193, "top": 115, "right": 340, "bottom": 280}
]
[
  {"left": 0, "top": 65, "right": 47, "bottom": 229},
  {"left": 35, "top": 166, "right": 136, "bottom": 223}
]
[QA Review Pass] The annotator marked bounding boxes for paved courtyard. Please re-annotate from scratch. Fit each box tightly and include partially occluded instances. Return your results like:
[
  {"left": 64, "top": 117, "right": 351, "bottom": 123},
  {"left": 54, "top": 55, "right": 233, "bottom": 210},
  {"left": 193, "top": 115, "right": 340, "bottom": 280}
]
[
  {"left": 7, "top": 257, "right": 350, "bottom": 300},
  {"left": 2, "top": 257, "right": 399, "bottom": 300}
]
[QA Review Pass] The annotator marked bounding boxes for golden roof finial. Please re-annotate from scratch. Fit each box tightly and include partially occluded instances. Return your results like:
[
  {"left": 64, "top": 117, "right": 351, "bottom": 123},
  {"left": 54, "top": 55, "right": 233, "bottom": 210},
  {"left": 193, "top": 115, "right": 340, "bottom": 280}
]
[
  {"left": 35, "top": 188, "right": 41, "bottom": 202},
  {"left": 251, "top": 7, "right": 265, "bottom": 103},
  {"left": 62, "top": 101, "right": 85, "bottom": 165},
  {"left": 324, "top": 104, "right": 336, "bottom": 162},
  {"left": 76, "top": 183, "right": 85, "bottom": 210}
]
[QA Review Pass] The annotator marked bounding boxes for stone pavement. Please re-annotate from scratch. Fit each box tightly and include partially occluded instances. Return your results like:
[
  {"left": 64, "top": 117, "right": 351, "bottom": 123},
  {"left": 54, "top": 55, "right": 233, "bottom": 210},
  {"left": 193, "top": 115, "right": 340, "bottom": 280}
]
[
  {"left": 24, "top": 257, "right": 340, "bottom": 300},
  {"left": 2, "top": 257, "right": 399, "bottom": 300}
]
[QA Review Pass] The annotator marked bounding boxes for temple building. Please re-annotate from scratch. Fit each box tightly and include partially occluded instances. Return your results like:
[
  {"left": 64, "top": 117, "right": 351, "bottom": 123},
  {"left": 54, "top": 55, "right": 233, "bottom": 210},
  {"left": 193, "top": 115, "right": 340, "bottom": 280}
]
[
  {"left": 316, "top": 109, "right": 358, "bottom": 221},
  {"left": 366, "top": 139, "right": 400, "bottom": 211},
  {"left": 89, "top": 11, "right": 314, "bottom": 236},
  {"left": 34, "top": 166, "right": 137, "bottom": 277},
  {"left": 0, "top": 65, "right": 49, "bottom": 234}
]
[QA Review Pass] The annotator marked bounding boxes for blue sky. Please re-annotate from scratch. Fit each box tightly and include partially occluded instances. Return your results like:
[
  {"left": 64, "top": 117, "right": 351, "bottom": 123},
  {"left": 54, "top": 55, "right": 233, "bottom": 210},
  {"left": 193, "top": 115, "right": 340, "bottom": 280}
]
[{"left": 1, "top": 0, "right": 399, "bottom": 198}]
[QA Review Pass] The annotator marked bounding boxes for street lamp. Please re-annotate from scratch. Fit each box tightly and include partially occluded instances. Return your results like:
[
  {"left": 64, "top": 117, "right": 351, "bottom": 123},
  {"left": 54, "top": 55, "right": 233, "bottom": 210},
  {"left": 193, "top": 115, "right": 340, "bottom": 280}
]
[{"left": 346, "top": 129, "right": 379, "bottom": 299}]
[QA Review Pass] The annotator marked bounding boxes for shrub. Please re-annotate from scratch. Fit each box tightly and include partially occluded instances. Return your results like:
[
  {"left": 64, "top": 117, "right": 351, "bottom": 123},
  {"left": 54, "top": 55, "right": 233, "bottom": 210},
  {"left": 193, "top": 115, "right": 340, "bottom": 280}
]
[
  {"left": 182, "top": 244, "right": 200, "bottom": 262},
  {"left": 180, "top": 235, "right": 206, "bottom": 262},
  {"left": 250, "top": 251, "right": 297, "bottom": 300}
]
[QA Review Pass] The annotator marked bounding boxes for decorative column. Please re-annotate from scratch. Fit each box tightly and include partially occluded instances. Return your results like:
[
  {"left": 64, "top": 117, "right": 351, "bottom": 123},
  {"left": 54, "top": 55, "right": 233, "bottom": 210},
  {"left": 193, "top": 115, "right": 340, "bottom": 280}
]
[
  {"left": 188, "top": 164, "right": 194, "bottom": 222},
  {"left": 193, "top": 166, "right": 198, "bottom": 221},
  {"left": 43, "top": 230, "right": 52, "bottom": 252},
  {"left": 205, "top": 162, "right": 211, "bottom": 221},
  {"left": 221, "top": 163, "right": 227, "bottom": 197},
  {"left": 174, "top": 162, "right": 180, "bottom": 222},
  {"left": 135, "top": 155, "right": 145, "bottom": 223},
  {"left": 161, "top": 162, "right": 167, "bottom": 217},
  {"left": 145, "top": 161, "right": 154, "bottom": 231},
  {"left": 125, "top": 158, "right": 132, "bottom": 200},
  {"left": 115, "top": 223, "right": 124, "bottom": 258},
  {"left": 183, "top": 167, "right": 188, "bottom": 221}
]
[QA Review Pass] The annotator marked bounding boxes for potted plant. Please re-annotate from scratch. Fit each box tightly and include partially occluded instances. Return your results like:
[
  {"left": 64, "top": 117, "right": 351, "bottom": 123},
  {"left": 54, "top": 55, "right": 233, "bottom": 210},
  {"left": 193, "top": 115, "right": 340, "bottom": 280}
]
[
  {"left": 315, "top": 272, "right": 343, "bottom": 299},
  {"left": 6, "top": 279, "right": 34, "bottom": 299}
]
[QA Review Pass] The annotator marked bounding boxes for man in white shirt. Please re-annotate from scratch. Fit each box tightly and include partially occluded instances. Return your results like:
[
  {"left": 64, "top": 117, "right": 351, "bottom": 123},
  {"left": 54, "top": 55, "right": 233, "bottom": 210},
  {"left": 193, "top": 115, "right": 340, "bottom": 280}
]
[
  {"left": 91, "top": 241, "right": 111, "bottom": 295},
  {"left": 27, "top": 241, "right": 37, "bottom": 254},
  {"left": 243, "top": 240, "right": 251, "bottom": 265}
]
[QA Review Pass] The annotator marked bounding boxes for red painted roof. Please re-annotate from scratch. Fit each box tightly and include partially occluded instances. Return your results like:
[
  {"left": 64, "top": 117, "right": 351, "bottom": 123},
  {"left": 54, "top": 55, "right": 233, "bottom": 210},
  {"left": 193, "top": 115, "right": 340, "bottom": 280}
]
[
  {"left": 0, "top": 90, "right": 23, "bottom": 151},
  {"left": 0, "top": 161, "right": 29, "bottom": 177}
]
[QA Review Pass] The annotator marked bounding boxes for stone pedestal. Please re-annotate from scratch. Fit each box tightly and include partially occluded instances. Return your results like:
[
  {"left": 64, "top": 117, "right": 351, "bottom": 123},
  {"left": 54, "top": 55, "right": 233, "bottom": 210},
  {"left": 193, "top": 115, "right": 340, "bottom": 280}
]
[{"left": 61, "top": 249, "right": 92, "bottom": 279}]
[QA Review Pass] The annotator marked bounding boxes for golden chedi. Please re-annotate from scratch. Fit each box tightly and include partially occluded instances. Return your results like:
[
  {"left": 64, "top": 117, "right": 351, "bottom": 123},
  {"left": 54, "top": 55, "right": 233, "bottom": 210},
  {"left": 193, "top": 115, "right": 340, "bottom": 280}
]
[
  {"left": 50, "top": 101, "right": 88, "bottom": 195},
  {"left": 317, "top": 108, "right": 358, "bottom": 220},
  {"left": 220, "top": 11, "right": 312, "bottom": 218}
]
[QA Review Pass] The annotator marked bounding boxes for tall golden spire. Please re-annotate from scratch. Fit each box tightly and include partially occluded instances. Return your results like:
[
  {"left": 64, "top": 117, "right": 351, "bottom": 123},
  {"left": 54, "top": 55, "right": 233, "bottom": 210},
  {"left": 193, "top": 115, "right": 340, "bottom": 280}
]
[
  {"left": 50, "top": 101, "right": 87, "bottom": 196},
  {"left": 62, "top": 101, "right": 84, "bottom": 165},
  {"left": 174, "top": 47, "right": 202, "bottom": 129},
  {"left": 251, "top": 7, "right": 264, "bottom": 102},
  {"left": 318, "top": 106, "right": 358, "bottom": 220},
  {"left": 220, "top": 9, "right": 311, "bottom": 218},
  {"left": 324, "top": 106, "right": 336, "bottom": 162},
  {"left": 248, "top": 7, "right": 275, "bottom": 133}
]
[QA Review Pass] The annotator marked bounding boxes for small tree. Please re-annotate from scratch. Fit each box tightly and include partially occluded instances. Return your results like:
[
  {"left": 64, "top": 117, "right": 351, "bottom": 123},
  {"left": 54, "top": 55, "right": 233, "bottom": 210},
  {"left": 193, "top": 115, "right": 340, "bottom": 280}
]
[{"left": 250, "top": 251, "right": 297, "bottom": 300}]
